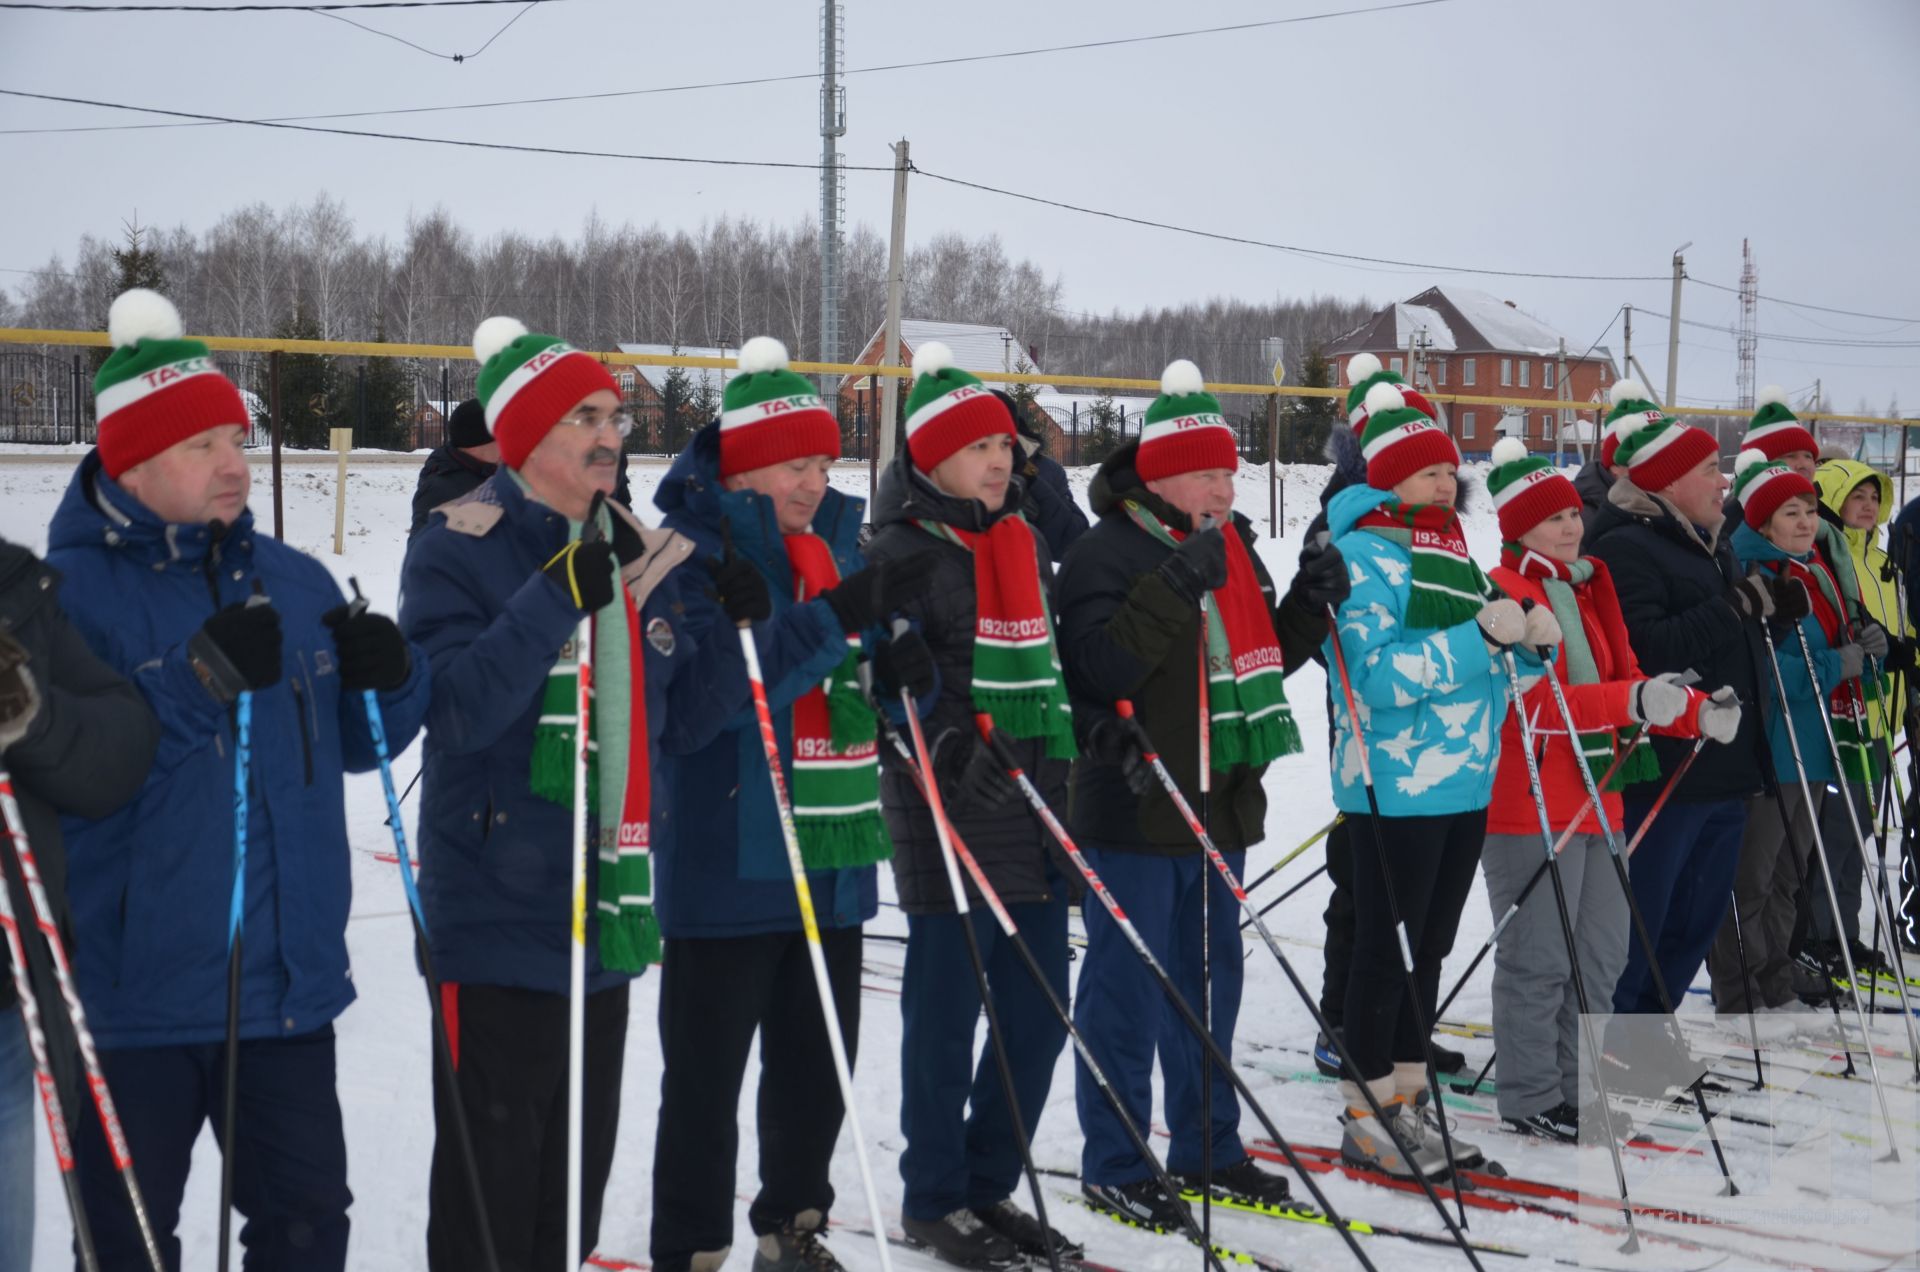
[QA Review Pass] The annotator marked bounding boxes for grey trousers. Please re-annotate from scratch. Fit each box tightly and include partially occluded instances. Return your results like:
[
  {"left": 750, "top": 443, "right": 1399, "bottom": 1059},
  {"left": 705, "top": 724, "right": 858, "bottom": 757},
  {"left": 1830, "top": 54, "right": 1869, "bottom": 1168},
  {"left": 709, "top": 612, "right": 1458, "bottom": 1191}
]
[
  {"left": 1808, "top": 779, "right": 1870, "bottom": 947},
  {"left": 1710, "top": 786, "right": 1819, "bottom": 1013},
  {"left": 1482, "top": 831, "right": 1630, "bottom": 1119}
]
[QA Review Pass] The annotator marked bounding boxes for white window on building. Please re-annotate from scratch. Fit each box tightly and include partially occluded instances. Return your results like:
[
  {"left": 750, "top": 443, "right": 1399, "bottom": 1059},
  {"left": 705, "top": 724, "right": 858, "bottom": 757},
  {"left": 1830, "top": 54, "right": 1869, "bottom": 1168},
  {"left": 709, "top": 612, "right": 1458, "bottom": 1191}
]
[
  {"left": 1462, "top": 359, "right": 1477, "bottom": 387},
  {"left": 1434, "top": 359, "right": 1447, "bottom": 385},
  {"left": 1542, "top": 413, "right": 1555, "bottom": 439},
  {"left": 1330, "top": 358, "right": 1341, "bottom": 385},
  {"left": 1461, "top": 411, "right": 1476, "bottom": 439},
  {"left": 1500, "top": 358, "right": 1513, "bottom": 387},
  {"left": 618, "top": 372, "right": 637, "bottom": 394},
  {"left": 1543, "top": 362, "right": 1556, "bottom": 390},
  {"left": 1519, "top": 360, "right": 1531, "bottom": 388},
  {"left": 1390, "top": 356, "right": 1404, "bottom": 375}
]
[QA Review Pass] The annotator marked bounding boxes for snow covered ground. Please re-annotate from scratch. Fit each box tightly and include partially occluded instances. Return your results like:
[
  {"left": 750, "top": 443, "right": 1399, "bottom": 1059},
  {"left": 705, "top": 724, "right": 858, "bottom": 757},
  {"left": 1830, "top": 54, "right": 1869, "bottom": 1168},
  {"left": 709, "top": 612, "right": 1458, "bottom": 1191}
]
[{"left": 11, "top": 452, "right": 1920, "bottom": 1271}]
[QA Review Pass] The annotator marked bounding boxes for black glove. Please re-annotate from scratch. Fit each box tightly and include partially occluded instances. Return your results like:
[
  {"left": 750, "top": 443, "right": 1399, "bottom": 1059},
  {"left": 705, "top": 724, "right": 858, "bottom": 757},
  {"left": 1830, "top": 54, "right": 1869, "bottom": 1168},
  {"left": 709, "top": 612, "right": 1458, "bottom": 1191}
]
[
  {"left": 321, "top": 604, "right": 412, "bottom": 692},
  {"left": 873, "top": 629, "right": 936, "bottom": 700},
  {"left": 609, "top": 507, "right": 646, "bottom": 567},
  {"left": 820, "top": 555, "right": 936, "bottom": 634},
  {"left": 705, "top": 549, "right": 772, "bottom": 625},
  {"left": 0, "top": 629, "right": 40, "bottom": 750},
  {"left": 1288, "top": 532, "right": 1350, "bottom": 609},
  {"left": 1085, "top": 714, "right": 1154, "bottom": 797},
  {"left": 542, "top": 539, "right": 616, "bottom": 613},
  {"left": 1730, "top": 573, "right": 1774, "bottom": 623},
  {"left": 930, "top": 726, "right": 1014, "bottom": 814},
  {"left": 1770, "top": 575, "right": 1811, "bottom": 623},
  {"left": 1156, "top": 524, "right": 1229, "bottom": 608},
  {"left": 189, "top": 599, "right": 283, "bottom": 701}
]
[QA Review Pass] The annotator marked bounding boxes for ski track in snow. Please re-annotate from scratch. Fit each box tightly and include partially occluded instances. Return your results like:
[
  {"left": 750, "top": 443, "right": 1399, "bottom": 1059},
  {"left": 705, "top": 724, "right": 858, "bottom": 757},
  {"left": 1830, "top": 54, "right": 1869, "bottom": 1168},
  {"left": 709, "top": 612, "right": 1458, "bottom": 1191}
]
[{"left": 10, "top": 453, "right": 1920, "bottom": 1271}]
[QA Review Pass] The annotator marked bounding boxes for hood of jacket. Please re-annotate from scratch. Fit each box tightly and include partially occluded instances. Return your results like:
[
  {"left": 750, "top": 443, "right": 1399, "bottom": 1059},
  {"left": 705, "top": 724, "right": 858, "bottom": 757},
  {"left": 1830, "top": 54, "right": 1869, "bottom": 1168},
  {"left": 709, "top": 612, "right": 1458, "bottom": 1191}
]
[
  {"left": 1085, "top": 439, "right": 1263, "bottom": 539},
  {"left": 872, "top": 446, "right": 1028, "bottom": 535},
  {"left": 1325, "top": 482, "right": 1394, "bottom": 541},
  {"left": 1573, "top": 459, "right": 1615, "bottom": 509},
  {"left": 1814, "top": 458, "right": 1892, "bottom": 533},
  {"left": 1602, "top": 475, "right": 1724, "bottom": 557},
  {"left": 1730, "top": 521, "right": 1816, "bottom": 569},
  {"left": 49, "top": 448, "right": 257, "bottom": 575},
  {"left": 654, "top": 419, "right": 866, "bottom": 570}
]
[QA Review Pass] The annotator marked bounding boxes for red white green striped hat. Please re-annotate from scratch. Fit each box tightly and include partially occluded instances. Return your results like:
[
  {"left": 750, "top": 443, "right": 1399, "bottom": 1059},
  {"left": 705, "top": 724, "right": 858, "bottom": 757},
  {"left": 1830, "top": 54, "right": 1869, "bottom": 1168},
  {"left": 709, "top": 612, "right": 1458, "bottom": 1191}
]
[
  {"left": 1358, "top": 382, "right": 1459, "bottom": 490},
  {"left": 902, "top": 341, "right": 1013, "bottom": 474},
  {"left": 1487, "top": 436, "right": 1580, "bottom": 540},
  {"left": 719, "top": 337, "right": 840, "bottom": 478},
  {"left": 1613, "top": 406, "right": 1719, "bottom": 493},
  {"left": 1733, "top": 447, "right": 1816, "bottom": 529},
  {"left": 93, "top": 289, "right": 250, "bottom": 479},
  {"left": 1342, "top": 352, "right": 1436, "bottom": 430},
  {"left": 1743, "top": 385, "right": 1817, "bottom": 460},
  {"left": 472, "top": 316, "right": 620, "bottom": 469},
  {"left": 1136, "top": 360, "right": 1238, "bottom": 481},
  {"left": 1601, "top": 380, "right": 1664, "bottom": 468}
]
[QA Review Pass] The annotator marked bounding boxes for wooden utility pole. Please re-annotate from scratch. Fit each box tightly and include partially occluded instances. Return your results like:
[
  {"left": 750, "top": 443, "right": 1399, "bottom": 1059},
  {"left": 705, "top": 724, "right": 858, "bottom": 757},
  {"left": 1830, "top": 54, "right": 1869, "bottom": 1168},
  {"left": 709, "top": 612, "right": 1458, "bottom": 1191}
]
[
  {"left": 874, "top": 138, "right": 910, "bottom": 494},
  {"left": 1665, "top": 244, "right": 1689, "bottom": 410}
]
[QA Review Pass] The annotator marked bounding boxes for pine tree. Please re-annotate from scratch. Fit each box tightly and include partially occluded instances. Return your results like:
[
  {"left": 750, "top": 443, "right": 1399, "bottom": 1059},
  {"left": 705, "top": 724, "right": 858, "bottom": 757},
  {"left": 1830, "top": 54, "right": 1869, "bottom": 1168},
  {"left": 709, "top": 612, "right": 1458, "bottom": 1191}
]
[
  {"left": 274, "top": 301, "right": 339, "bottom": 450},
  {"left": 1080, "top": 392, "right": 1126, "bottom": 465},
  {"left": 359, "top": 317, "right": 413, "bottom": 450},
  {"left": 1287, "top": 346, "right": 1340, "bottom": 462},
  {"left": 95, "top": 216, "right": 168, "bottom": 373},
  {"left": 657, "top": 354, "right": 694, "bottom": 455}
]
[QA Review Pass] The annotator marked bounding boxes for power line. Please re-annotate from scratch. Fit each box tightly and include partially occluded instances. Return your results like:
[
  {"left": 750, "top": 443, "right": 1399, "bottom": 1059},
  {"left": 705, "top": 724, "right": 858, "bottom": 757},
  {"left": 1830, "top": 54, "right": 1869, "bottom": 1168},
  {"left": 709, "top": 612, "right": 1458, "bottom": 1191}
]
[
  {"left": 0, "top": 87, "right": 896, "bottom": 170},
  {"left": 1691, "top": 277, "right": 1920, "bottom": 327},
  {"left": 308, "top": 0, "right": 541, "bottom": 61},
  {"left": 1636, "top": 307, "right": 1920, "bottom": 350},
  {"left": 910, "top": 165, "right": 1672, "bottom": 283},
  {"left": 0, "top": 0, "right": 1456, "bottom": 135},
  {"left": 0, "top": 0, "right": 542, "bottom": 7}
]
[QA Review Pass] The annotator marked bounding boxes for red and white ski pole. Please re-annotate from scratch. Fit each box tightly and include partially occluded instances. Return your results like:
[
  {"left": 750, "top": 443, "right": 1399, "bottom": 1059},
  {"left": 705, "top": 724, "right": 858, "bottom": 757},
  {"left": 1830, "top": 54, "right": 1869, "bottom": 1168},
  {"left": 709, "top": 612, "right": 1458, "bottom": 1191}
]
[
  {"left": 0, "top": 766, "right": 164, "bottom": 1271},
  {"left": 736, "top": 621, "right": 893, "bottom": 1272}
]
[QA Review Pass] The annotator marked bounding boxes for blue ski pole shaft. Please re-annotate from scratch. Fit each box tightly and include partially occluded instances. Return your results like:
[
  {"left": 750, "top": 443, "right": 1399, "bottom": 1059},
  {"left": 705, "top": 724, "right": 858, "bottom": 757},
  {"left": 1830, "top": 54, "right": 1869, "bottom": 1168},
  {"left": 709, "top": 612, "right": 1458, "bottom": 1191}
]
[{"left": 218, "top": 686, "right": 251, "bottom": 1272}]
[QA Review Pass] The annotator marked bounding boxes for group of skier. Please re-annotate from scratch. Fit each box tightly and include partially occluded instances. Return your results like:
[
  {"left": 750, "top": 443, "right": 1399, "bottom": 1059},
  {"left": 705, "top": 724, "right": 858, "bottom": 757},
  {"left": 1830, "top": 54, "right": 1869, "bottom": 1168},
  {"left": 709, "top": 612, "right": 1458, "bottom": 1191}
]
[{"left": 2, "top": 286, "right": 1914, "bottom": 1272}]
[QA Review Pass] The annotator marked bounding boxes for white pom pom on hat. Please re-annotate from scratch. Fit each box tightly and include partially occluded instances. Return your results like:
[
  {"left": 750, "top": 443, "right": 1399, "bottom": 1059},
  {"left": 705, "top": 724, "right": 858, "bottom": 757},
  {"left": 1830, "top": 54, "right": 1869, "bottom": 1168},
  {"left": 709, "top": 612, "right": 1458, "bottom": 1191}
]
[
  {"left": 1160, "top": 358, "right": 1206, "bottom": 396},
  {"left": 472, "top": 316, "right": 529, "bottom": 365},
  {"left": 1346, "top": 352, "right": 1382, "bottom": 385},
  {"left": 911, "top": 340, "right": 955, "bottom": 377},
  {"left": 107, "top": 288, "right": 184, "bottom": 348},
  {"left": 1756, "top": 384, "right": 1788, "bottom": 408},
  {"left": 1737, "top": 447, "right": 1771, "bottom": 471},
  {"left": 1491, "top": 436, "right": 1530, "bottom": 466},
  {"left": 1609, "top": 378, "right": 1645, "bottom": 408},
  {"left": 737, "top": 335, "right": 790, "bottom": 375},
  {"left": 1363, "top": 380, "right": 1406, "bottom": 417}
]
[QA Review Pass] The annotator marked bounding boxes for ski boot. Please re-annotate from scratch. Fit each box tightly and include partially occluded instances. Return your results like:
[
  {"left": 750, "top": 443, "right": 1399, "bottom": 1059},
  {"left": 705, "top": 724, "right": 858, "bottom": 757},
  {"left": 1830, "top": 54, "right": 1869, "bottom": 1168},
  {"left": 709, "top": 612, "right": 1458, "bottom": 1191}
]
[
  {"left": 752, "top": 1212, "right": 842, "bottom": 1272},
  {"left": 1340, "top": 1098, "right": 1451, "bottom": 1180},
  {"left": 1503, "top": 1100, "right": 1579, "bottom": 1144},
  {"left": 1173, "top": 1156, "right": 1293, "bottom": 1209},
  {"left": 900, "top": 1210, "right": 1022, "bottom": 1270},
  {"left": 1312, "top": 1029, "right": 1344, "bottom": 1079},
  {"left": 1409, "top": 1086, "right": 1488, "bottom": 1172},
  {"left": 1081, "top": 1178, "right": 1191, "bottom": 1231},
  {"left": 971, "top": 1199, "right": 1083, "bottom": 1262}
]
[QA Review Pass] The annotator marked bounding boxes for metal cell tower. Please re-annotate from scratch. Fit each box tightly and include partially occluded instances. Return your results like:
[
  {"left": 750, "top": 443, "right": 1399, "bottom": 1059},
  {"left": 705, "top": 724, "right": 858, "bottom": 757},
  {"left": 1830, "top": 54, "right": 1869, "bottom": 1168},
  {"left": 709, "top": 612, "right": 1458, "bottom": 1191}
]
[
  {"left": 819, "top": 3, "right": 847, "bottom": 401},
  {"left": 1736, "top": 238, "right": 1758, "bottom": 410}
]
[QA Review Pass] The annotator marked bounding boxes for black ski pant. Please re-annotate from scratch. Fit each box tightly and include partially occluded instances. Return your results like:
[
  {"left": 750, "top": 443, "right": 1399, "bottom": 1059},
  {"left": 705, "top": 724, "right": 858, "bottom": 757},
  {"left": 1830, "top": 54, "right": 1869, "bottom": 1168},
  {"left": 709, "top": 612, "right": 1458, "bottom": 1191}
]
[
  {"left": 426, "top": 982, "right": 629, "bottom": 1272},
  {"left": 650, "top": 926, "right": 861, "bottom": 1272},
  {"left": 1341, "top": 810, "right": 1486, "bottom": 1084},
  {"left": 1317, "top": 817, "right": 1355, "bottom": 1027}
]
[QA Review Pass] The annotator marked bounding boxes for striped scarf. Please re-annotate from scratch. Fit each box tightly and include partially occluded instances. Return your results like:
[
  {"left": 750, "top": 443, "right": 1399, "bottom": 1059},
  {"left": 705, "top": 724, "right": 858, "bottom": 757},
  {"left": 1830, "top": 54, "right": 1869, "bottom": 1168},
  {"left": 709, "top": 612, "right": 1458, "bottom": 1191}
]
[
  {"left": 783, "top": 533, "right": 892, "bottom": 869},
  {"left": 528, "top": 518, "right": 659, "bottom": 973},
  {"left": 1125, "top": 503, "right": 1302, "bottom": 769},
  {"left": 1771, "top": 554, "right": 1881, "bottom": 785},
  {"left": 1501, "top": 545, "right": 1660, "bottom": 790},
  {"left": 1354, "top": 500, "right": 1497, "bottom": 631},
  {"left": 913, "top": 514, "right": 1077, "bottom": 759}
]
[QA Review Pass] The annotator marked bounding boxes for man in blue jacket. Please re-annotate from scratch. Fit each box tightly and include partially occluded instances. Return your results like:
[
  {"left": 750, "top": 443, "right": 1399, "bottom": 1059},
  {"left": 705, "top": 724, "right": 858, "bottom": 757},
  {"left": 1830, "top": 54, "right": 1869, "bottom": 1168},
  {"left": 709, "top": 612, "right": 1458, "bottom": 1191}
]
[
  {"left": 402, "top": 318, "right": 758, "bottom": 1271},
  {"left": 51, "top": 289, "right": 430, "bottom": 1271},
  {"left": 650, "top": 338, "right": 934, "bottom": 1272}
]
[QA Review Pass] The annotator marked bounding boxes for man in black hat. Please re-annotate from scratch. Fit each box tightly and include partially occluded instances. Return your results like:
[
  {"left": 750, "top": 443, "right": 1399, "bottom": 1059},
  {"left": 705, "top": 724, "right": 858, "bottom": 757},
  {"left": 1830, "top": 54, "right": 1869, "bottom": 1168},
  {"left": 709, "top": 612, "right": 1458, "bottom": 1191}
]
[{"left": 409, "top": 399, "right": 501, "bottom": 540}]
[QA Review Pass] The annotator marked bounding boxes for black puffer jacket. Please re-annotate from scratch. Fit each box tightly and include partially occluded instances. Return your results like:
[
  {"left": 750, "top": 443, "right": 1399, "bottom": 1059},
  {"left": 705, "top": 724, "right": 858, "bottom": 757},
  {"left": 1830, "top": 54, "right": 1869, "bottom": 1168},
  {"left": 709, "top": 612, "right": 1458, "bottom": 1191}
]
[
  {"left": 864, "top": 456, "right": 1073, "bottom": 914},
  {"left": 408, "top": 445, "right": 497, "bottom": 539},
  {"left": 1573, "top": 459, "right": 1614, "bottom": 537},
  {"left": 1056, "top": 442, "right": 1323, "bottom": 856},
  {"left": 1586, "top": 479, "right": 1771, "bottom": 802},
  {"left": 0, "top": 541, "right": 158, "bottom": 1012}
]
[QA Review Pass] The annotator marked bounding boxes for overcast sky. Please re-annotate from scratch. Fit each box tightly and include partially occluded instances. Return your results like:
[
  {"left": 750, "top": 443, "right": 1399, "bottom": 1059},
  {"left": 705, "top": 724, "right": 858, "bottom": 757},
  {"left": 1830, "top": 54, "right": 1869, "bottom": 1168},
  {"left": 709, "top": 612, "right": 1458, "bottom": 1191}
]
[{"left": 3, "top": 0, "right": 1916, "bottom": 414}]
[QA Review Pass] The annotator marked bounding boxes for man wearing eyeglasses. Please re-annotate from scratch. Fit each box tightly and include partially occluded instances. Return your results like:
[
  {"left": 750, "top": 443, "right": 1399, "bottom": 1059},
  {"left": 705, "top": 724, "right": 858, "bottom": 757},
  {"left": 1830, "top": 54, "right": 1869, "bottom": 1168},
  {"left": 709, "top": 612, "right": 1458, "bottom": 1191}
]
[{"left": 400, "top": 318, "right": 763, "bottom": 1271}]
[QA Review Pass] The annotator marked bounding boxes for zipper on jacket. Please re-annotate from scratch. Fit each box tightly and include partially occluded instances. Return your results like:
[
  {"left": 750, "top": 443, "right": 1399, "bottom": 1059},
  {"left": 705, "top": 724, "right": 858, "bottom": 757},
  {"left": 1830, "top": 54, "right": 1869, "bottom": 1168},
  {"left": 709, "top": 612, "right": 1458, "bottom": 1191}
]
[{"left": 289, "top": 676, "right": 314, "bottom": 786}]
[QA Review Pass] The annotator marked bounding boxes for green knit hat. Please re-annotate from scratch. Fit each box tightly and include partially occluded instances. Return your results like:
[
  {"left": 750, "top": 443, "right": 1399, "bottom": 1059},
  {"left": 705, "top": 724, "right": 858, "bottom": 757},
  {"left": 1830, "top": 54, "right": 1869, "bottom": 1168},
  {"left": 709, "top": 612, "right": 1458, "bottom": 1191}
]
[
  {"left": 1733, "top": 446, "right": 1816, "bottom": 530},
  {"left": 1341, "top": 351, "right": 1436, "bottom": 430},
  {"left": 1137, "top": 359, "right": 1237, "bottom": 480},
  {"left": 94, "top": 289, "right": 250, "bottom": 479},
  {"left": 1743, "top": 384, "right": 1817, "bottom": 460},
  {"left": 902, "top": 341, "right": 1012, "bottom": 473},
  {"left": 1359, "top": 382, "right": 1459, "bottom": 490},
  {"left": 1601, "top": 379, "right": 1668, "bottom": 467},
  {"left": 718, "top": 336, "right": 839, "bottom": 478},
  {"left": 472, "top": 316, "right": 620, "bottom": 469},
  {"left": 1488, "top": 435, "right": 1580, "bottom": 540}
]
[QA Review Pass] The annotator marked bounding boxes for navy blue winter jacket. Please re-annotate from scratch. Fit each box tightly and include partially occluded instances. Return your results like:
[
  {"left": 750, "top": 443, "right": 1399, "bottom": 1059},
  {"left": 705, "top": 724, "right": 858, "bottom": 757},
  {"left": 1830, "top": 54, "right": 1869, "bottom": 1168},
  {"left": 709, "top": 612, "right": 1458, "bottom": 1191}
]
[
  {"left": 401, "top": 469, "right": 743, "bottom": 993},
  {"left": 48, "top": 451, "right": 431, "bottom": 1049},
  {"left": 652, "top": 422, "right": 880, "bottom": 939}
]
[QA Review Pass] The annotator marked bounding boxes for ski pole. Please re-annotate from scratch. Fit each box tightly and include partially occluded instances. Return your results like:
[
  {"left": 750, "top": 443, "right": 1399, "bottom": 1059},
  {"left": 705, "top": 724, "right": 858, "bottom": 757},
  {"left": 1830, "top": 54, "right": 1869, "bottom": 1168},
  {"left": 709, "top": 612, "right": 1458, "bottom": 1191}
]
[
  {"left": 1195, "top": 604, "right": 1213, "bottom": 1254},
  {"left": 735, "top": 621, "right": 893, "bottom": 1272},
  {"left": 1240, "top": 818, "right": 1336, "bottom": 899},
  {"left": 1432, "top": 731, "right": 1652, "bottom": 1024},
  {"left": 881, "top": 654, "right": 1061, "bottom": 1272},
  {"left": 979, "top": 720, "right": 1395, "bottom": 1272},
  {"left": 346, "top": 582, "right": 501, "bottom": 1272},
  {"left": 1317, "top": 609, "right": 1476, "bottom": 1233},
  {"left": 1802, "top": 629, "right": 1920, "bottom": 1076},
  {"left": 882, "top": 710, "right": 1229, "bottom": 1270},
  {"left": 0, "top": 854, "right": 98, "bottom": 1270},
  {"left": 1760, "top": 617, "right": 1904, "bottom": 1158},
  {"left": 0, "top": 767, "right": 164, "bottom": 1272},
  {"left": 1531, "top": 652, "right": 1739, "bottom": 1198},
  {"left": 1496, "top": 648, "right": 1642, "bottom": 1248},
  {"left": 1244, "top": 861, "right": 1329, "bottom": 928},
  {"left": 1118, "top": 695, "right": 1483, "bottom": 1272},
  {"left": 217, "top": 656, "right": 257, "bottom": 1272}
]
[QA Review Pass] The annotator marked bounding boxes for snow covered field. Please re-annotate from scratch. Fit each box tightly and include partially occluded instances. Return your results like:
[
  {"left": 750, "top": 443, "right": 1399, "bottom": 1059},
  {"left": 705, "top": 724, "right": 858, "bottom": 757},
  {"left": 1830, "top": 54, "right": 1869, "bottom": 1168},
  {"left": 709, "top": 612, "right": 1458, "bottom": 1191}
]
[{"left": 10, "top": 452, "right": 1920, "bottom": 1271}]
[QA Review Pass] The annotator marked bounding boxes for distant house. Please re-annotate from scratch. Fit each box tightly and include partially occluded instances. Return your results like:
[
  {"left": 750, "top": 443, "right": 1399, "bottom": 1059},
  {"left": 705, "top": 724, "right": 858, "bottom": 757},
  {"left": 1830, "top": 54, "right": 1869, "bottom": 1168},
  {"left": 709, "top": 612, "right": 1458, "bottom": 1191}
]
[
  {"left": 1324, "top": 286, "right": 1619, "bottom": 457},
  {"left": 614, "top": 343, "right": 738, "bottom": 449},
  {"left": 839, "top": 319, "right": 1062, "bottom": 454}
]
